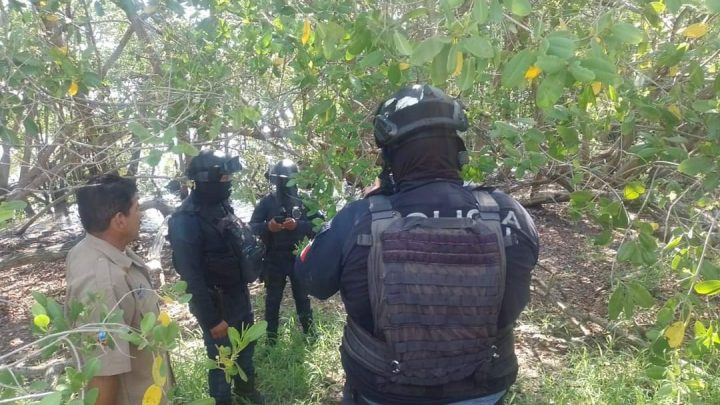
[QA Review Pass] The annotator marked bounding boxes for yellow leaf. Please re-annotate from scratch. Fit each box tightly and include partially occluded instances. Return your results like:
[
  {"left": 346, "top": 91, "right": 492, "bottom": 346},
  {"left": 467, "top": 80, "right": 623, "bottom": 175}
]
[
  {"left": 160, "top": 295, "right": 174, "bottom": 304},
  {"left": 524, "top": 65, "right": 542, "bottom": 80},
  {"left": 157, "top": 311, "right": 171, "bottom": 327},
  {"left": 152, "top": 355, "right": 167, "bottom": 387},
  {"left": 272, "top": 57, "right": 284, "bottom": 66},
  {"left": 668, "top": 66, "right": 680, "bottom": 76},
  {"left": 142, "top": 384, "right": 163, "bottom": 405},
  {"left": 591, "top": 81, "right": 602, "bottom": 95},
  {"left": 399, "top": 63, "right": 410, "bottom": 71},
  {"left": 681, "top": 23, "right": 709, "bottom": 39},
  {"left": 68, "top": 81, "right": 78, "bottom": 96},
  {"left": 33, "top": 314, "right": 50, "bottom": 330},
  {"left": 45, "top": 14, "right": 60, "bottom": 22},
  {"left": 664, "top": 321, "right": 686, "bottom": 348},
  {"left": 57, "top": 46, "right": 68, "bottom": 55},
  {"left": 650, "top": 222, "right": 660, "bottom": 231},
  {"left": 668, "top": 104, "right": 682, "bottom": 119},
  {"left": 451, "top": 52, "right": 463, "bottom": 77},
  {"left": 301, "top": 19, "right": 311, "bottom": 45}
]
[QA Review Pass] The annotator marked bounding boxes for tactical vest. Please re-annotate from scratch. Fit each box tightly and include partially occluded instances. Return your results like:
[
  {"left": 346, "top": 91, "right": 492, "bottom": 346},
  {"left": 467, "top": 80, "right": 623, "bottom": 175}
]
[
  {"left": 174, "top": 199, "right": 265, "bottom": 285},
  {"left": 343, "top": 191, "right": 508, "bottom": 390}
]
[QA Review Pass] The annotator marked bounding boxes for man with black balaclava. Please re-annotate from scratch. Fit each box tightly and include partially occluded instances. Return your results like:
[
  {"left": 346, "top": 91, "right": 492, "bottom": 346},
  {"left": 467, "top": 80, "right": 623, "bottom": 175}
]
[
  {"left": 296, "top": 85, "right": 540, "bottom": 405},
  {"left": 167, "top": 150, "right": 263, "bottom": 405},
  {"left": 250, "top": 159, "right": 316, "bottom": 345}
]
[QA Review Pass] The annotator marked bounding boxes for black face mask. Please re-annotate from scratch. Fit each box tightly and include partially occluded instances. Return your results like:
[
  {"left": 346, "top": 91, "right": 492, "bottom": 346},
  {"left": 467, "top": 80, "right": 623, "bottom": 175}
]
[{"left": 193, "top": 181, "right": 232, "bottom": 204}]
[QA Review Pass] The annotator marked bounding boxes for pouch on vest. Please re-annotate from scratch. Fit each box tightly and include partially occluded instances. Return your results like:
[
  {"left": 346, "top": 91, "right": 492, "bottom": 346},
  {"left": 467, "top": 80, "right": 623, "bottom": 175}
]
[
  {"left": 218, "top": 215, "right": 266, "bottom": 284},
  {"left": 196, "top": 204, "right": 265, "bottom": 284},
  {"left": 343, "top": 191, "right": 507, "bottom": 387}
]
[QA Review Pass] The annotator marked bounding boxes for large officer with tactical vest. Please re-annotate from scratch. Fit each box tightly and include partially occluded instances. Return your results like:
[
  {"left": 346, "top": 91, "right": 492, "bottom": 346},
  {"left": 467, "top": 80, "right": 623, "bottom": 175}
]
[
  {"left": 167, "top": 150, "right": 264, "bottom": 404},
  {"left": 250, "top": 159, "right": 317, "bottom": 344},
  {"left": 297, "top": 84, "right": 539, "bottom": 405}
]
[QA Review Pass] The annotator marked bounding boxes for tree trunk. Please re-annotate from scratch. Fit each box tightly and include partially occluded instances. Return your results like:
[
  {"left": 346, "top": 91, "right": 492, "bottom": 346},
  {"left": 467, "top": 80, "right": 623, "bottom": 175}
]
[{"left": 0, "top": 145, "right": 10, "bottom": 195}]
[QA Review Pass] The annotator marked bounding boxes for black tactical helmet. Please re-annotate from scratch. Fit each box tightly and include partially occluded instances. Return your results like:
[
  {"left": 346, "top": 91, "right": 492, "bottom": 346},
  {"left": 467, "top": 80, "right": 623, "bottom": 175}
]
[
  {"left": 186, "top": 150, "right": 242, "bottom": 182},
  {"left": 267, "top": 159, "right": 298, "bottom": 184},
  {"left": 373, "top": 84, "right": 469, "bottom": 149}
]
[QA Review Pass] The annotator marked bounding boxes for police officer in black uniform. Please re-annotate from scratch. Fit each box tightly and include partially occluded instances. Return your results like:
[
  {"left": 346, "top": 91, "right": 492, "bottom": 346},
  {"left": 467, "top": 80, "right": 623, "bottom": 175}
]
[
  {"left": 167, "top": 150, "right": 263, "bottom": 404},
  {"left": 250, "top": 159, "right": 315, "bottom": 344},
  {"left": 296, "top": 85, "right": 540, "bottom": 405}
]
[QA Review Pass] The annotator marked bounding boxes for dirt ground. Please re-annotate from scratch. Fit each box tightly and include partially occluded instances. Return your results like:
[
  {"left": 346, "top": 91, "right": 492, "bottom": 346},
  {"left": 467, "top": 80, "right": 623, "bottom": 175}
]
[{"left": 0, "top": 203, "right": 615, "bottom": 389}]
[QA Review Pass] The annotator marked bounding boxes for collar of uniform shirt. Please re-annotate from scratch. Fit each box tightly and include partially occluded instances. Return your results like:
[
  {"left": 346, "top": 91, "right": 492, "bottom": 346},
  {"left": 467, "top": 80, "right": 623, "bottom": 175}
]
[{"left": 84, "top": 233, "right": 145, "bottom": 270}]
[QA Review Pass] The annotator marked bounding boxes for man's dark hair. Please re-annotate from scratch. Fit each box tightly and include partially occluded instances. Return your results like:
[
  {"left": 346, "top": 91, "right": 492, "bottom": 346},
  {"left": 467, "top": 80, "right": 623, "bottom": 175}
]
[{"left": 76, "top": 174, "right": 138, "bottom": 233}]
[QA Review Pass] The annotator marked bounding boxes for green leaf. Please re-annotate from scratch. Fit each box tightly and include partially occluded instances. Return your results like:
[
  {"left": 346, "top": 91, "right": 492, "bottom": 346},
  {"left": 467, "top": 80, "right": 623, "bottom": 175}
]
[
  {"left": 348, "top": 29, "right": 371, "bottom": 55},
  {"left": 84, "top": 357, "right": 100, "bottom": 379},
  {"left": 84, "top": 388, "right": 99, "bottom": 405},
  {"left": 646, "top": 366, "right": 666, "bottom": 380},
  {"left": 508, "top": 0, "right": 532, "bottom": 16},
  {"left": 242, "top": 320, "right": 267, "bottom": 344},
  {"left": 140, "top": 312, "right": 156, "bottom": 335},
  {"left": 431, "top": 45, "right": 450, "bottom": 86},
  {"left": 570, "top": 190, "right": 593, "bottom": 205},
  {"left": 623, "top": 181, "right": 646, "bottom": 200},
  {"left": 458, "top": 56, "right": 476, "bottom": 91},
  {"left": 410, "top": 36, "right": 450, "bottom": 66},
  {"left": 609, "top": 285, "right": 625, "bottom": 320},
  {"left": 472, "top": 0, "right": 489, "bottom": 24},
  {"left": 145, "top": 150, "right": 163, "bottom": 167},
  {"left": 707, "top": 0, "right": 720, "bottom": 12},
  {"left": 568, "top": 62, "right": 596, "bottom": 82},
  {"left": 580, "top": 56, "right": 618, "bottom": 84},
  {"left": 129, "top": 122, "right": 151, "bottom": 139},
  {"left": 172, "top": 142, "right": 200, "bottom": 157},
  {"left": 694, "top": 280, "right": 720, "bottom": 296},
  {"left": 393, "top": 31, "right": 413, "bottom": 56},
  {"left": 31, "top": 302, "right": 47, "bottom": 317},
  {"left": 628, "top": 281, "right": 654, "bottom": 308},
  {"left": 617, "top": 241, "right": 636, "bottom": 262},
  {"left": 228, "top": 326, "right": 242, "bottom": 348},
  {"left": 163, "top": 126, "right": 177, "bottom": 143},
  {"left": 535, "top": 55, "right": 565, "bottom": 74},
  {"left": 37, "top": 392, "right": 63, "bottom": 405},
  {"left": 388, "top": 63, "right": 401, "bottom": 84},
  {"left": 611, "top": 23, "right": 644, "bottom": 44},
  {"left": 501, "top": 49, "right": 535, "bottom": 88},
  {"left": 536, "top": 72, "right": 566, "bottom": 109},
  {"left": 546, "top": 32, "right": 576, "bottom": 60},
  {"left": 678, "top": 157, "right": 712, "bottom": 176},
  {"left": 358, "top": 50, "right": 385, "bottom": 68},
  {"left": 461, "top": 36, "right": 494, "bottom": 59}
]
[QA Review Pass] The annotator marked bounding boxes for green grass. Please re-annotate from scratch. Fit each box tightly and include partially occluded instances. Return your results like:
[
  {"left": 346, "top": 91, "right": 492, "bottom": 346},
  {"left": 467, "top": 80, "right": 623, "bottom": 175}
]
[
  {"left": 171, "top": 294, "right": 720, "bottom": 405},
  {"left": 171, "top": 296, "right": 346, "bottom": 404}
]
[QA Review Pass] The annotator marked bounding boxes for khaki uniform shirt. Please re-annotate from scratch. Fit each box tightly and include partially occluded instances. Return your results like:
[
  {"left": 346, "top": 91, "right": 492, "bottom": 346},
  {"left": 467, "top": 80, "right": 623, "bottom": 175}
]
[{"left": 65, "top": 234, "right": 171, "bottom": 405}]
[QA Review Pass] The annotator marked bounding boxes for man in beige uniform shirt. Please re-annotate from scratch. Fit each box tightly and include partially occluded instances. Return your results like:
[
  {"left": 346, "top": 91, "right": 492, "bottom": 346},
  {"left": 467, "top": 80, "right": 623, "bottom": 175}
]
[{"left": 66, "top": 174, "right": 171, "bottom": 405}]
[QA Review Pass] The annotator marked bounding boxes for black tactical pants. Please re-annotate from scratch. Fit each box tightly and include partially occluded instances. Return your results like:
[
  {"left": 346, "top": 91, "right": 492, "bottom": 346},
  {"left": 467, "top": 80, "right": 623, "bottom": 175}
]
[{"left": 263, "top": 252, "right": 313, "bottom": 339}]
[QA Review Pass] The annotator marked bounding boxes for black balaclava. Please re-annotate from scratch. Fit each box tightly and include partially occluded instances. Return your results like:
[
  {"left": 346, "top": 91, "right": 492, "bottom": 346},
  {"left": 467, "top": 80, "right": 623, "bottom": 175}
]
[
  {"left": 193, "top": 181, "right": 232, "bottom": 205},
  {"left": 274, "top": 179, "right": 301, "bottom": 213},
  {"left": 386, "top": 130, "right": 464, "bottom": 185}
]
